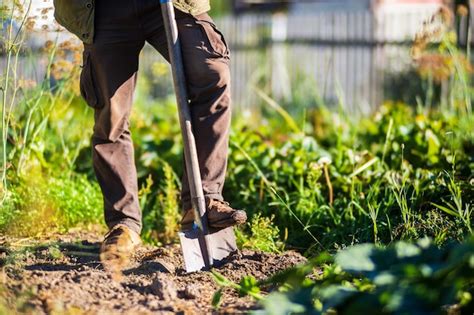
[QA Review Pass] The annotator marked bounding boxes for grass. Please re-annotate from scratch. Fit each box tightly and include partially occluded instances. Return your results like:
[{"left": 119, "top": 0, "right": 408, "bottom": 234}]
[{"left": 1, "top": 173, "right": 102, "bottom": 237}]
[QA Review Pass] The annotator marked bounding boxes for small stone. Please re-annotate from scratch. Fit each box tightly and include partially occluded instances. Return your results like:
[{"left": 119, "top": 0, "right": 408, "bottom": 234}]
[
  {"left": 156, "top": 259, "right": 175, "bottom": 274},
  {"left": 147, "top": 299, "right": 160, "bottom": 309},
  {"left": 32, "top": 270, "right": 45, "bottom": 277},
  {"left": 183, "top": 284, "right": 199, "bottom": 299},
  {"left": 150, "top": 274, "right": 177, "bottom": 300},
  {"left": 71, "top": 274, "right": 81, "bottom": 283},
  {"left": 44, "top": 297, "right": 65, "bottom": 314}
]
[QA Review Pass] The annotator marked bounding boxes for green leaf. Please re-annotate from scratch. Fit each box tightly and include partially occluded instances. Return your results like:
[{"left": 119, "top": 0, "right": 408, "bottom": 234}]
[
  {"left": 257, "top": 292, "right": 309, "bottom": 315},
  {"left": 335, "top": 244, "right": 376, "bottom": 272},
  {"left": 211, "top": 271, "right": 235, "bottom": 287},
  {"left": 373, "top": 272, "right": 396, "bottom": 286},
  {"left": 348, "top": 158, "right": 378, "bottom": 178},
  {"left": 212, "top": 288, "right": 223, "bottom": 309},
  {"left": 431, "top": 202, "right": 459, "bottom": 218},
  {"left": 394, "top": 242, "right": 421, "bottom": 258},
  {"left": 239, "top": 276, "right": 261, "bottom": 297},
  {"left": 319, "top": 285, "right": 358, "bottom": 312},
  {"left": 425, "top": 129, "right": 440, "bottom": 157}
]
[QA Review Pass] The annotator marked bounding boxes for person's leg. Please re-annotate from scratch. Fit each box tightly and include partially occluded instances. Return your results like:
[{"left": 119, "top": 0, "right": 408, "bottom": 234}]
[
  {"left": 143, "top": 8, "right": 232, "bottom": 210},
  {"left": 81, "top": 0, "right": 146, "bottom": 235},
  {"left": 89, "top": 46, "right": 143, "bottom": 234}
]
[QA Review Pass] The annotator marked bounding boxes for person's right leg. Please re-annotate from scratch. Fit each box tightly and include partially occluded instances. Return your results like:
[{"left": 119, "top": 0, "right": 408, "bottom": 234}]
[
  {"left": 85, "top": 0, "right": 146, "bottom": 235},
  {"left": 80, "top": 0, "right": 145, "bottom": 276}
]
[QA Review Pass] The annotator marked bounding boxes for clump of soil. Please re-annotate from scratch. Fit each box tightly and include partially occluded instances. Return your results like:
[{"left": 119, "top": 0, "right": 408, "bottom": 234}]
[{"left": 1, "top": 230, "right": 306, "bottom": 314}]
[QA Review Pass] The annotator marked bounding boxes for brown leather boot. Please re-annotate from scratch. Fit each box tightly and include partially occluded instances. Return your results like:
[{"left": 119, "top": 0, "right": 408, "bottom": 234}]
[
  {"left": 100, "top": 224, "right": 141, "bottom": 280},
  {"left": 181, "top": 199, "right": 247, "bottom": 231}
]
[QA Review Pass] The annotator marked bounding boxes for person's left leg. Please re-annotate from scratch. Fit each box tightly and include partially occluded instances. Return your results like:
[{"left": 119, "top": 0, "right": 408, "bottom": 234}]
[{"left": 142, "top": 5, "right": 246, "bottom": 229}]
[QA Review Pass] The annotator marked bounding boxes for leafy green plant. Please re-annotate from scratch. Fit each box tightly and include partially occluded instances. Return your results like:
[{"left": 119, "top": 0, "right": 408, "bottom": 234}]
[
  {"left": 212, "top": 271, "right": 264, "bottom": 309},
  {"left": 0, "top": 173, "right": 102, "bottom": 236},
  {"left": 249, "top": 237, "right": 474, "bottom": 315},
  {"left": 141, "top": 160, "right": 181, "bottom": 245},
  {"left": 225, "top": 99, "right": 472, "bottom": 251},
  {"left": 236, "top": 214, "right": 285, "bottom": 253}
]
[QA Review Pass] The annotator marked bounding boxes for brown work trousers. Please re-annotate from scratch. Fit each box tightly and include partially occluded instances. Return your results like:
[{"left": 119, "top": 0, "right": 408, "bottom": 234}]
[{"left": 80, "top": 0, "right": 231, "bottom": 234}]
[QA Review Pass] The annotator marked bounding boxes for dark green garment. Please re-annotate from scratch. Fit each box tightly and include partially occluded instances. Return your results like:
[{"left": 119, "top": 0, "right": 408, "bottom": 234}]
[{"left": 52, "top": 0, "right": 211, "bottom": 44}]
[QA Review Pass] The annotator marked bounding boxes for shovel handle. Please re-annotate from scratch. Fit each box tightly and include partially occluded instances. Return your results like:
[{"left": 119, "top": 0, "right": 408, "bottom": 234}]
[{"left": 160, "top": 0, "right": 213, "bottom": 268}]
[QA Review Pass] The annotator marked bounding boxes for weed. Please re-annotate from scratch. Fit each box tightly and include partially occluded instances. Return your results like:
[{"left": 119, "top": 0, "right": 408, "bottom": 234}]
[
  {"left": 0, "top": 173, "right": 102, "bottom": 237},
  {"left": 141, "top": 160, "right": 181, "bottom": 245},
  {"left": 236, "top": 214, "right": 284, "bottom": 253},
  {"left": 212, "top": 271, "right": 263, "bottom": 310},
  {"left": 431, "top": 170, "right": 472, "bottom": 234}
]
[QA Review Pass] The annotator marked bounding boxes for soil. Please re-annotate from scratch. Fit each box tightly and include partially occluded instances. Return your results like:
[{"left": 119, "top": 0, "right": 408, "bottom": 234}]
[{"left": 0, "top": 229, "right": 307, "bottom": 314}]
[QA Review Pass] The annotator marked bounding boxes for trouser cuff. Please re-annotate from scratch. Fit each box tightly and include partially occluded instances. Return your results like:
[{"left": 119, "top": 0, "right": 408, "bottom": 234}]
[
  {"left": 181, "top": 193, "right": 224, "bottom": 212},
  {"left": 107, "top": 219, "right": 142, "bottom": 235}
]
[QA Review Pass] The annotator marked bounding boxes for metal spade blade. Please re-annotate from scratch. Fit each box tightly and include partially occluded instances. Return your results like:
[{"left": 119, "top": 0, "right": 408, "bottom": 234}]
[{"left": 179, "top": 227, "right": 237, "bottom": 273}]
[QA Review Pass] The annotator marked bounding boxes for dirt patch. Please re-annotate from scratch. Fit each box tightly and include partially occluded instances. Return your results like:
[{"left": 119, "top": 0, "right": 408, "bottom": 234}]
[{"left": 1, "top": 230, "right": 306, "bottom": 314}]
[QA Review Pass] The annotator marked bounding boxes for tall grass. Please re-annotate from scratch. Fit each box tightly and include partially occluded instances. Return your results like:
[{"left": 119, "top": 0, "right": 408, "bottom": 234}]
[
  {"left": 1, "top": 1, "right": 33, "bottom": 202},
  {"left": 0, "top": 1, "right": 103, "bottom": 235}
]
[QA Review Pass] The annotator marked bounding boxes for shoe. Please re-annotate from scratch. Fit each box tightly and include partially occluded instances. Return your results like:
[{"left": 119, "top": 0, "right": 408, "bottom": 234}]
[
  {"left": 181, "top": 199, "right": 247, "bottom": 231},
  {"left": 100, "top": 224, "right": 141, "bottom": 280}
]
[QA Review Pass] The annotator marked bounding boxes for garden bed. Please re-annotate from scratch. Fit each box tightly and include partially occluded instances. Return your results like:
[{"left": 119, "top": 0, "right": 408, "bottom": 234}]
[{"left": 1, "top": 229, "right": 306, "bottom": 314}]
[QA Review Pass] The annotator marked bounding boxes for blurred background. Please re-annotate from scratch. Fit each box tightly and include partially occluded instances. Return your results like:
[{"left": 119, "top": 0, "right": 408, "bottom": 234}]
[{"left": 5, "top": 0, "right": 473, "bottom": 114}]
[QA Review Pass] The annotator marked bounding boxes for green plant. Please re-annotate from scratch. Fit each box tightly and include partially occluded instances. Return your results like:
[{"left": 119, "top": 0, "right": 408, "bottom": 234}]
[
  {"left": 212, "top": 271, "right": 264, "bottom": 310},
  {"left": 236, "top": 214, "right": 284, "bottom": 253},
  {"left": 241, "top": 237, "right": 474, "bottom": 314},
  {"left": 431, "top": 170, "right": 472, "bottom": 234},
  {"left": 225, "top": 98, "right": 472, "bottom": 251},
  {"left": 141, "top": 160, "right": 181, "bottom": 245},
  {"left": 1, "top": 0, "right": 33, "bottom": 202},
  {"left": 0, "top": 173, "right": 102, "bottom": 236},
  {"left": 0, "top": 1, "right": 99, "bottom": 237}
]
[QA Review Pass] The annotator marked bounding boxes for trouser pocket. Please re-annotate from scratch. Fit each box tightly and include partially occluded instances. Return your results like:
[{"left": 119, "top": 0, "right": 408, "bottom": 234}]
[
  {"left": 80, "top": 50, "right": 102, "bottom": 109},
  {"left": 195, "top": 18, "right": 230, "bottom": 59}
]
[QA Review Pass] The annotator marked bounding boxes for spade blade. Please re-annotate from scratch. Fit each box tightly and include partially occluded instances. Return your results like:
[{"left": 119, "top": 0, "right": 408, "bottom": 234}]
[{"left": 179, "top": 227, "right": 237, "bottom": 273}]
